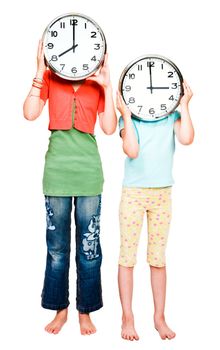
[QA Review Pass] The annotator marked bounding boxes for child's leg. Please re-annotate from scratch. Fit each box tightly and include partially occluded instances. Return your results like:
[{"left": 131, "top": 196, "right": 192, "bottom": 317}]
[
  {"left": 74, "top": 195, "right": 102, "bottom": 335},
  {"left": 150, "top": 266, "right": 175, "bottom": 339},
  {"left": 118, "top": 265, "right": 139, "bottom": 341},
  {"left": 118, "top": 188, "right": 145, "bottom": 341},
  {"left": 147, "top": 187, "right": 175, "bottom": 339},
  {"left": 42, "top": 196, "right": 72, "bottom": 334}
]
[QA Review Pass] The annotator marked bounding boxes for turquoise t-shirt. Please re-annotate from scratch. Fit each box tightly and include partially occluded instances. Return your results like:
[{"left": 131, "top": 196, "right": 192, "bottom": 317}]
[{"left": 119, "top": 111, "right": 181, "bottom": 188}]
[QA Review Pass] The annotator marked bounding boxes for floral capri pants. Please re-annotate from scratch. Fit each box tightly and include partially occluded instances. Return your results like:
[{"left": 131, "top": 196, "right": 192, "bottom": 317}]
[{"left": 119, "top": 187, "right": 172, "bottom": 267}]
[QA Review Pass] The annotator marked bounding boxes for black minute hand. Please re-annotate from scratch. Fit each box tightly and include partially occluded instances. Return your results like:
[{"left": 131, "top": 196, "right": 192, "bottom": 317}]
[
  {"left": 73, "top": 22, "right": 76, "bottom": 53},
  {"left": 149, "top": 63, "right": 153, "bottom": 94}
]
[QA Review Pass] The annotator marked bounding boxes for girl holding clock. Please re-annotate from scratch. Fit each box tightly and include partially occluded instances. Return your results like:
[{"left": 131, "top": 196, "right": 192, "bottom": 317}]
[
  {"left": 23, "top": 38, "right": 117, "bottom": 335},
  {"left": 116, "top": 75, "right": 194, "bottom": 341}
]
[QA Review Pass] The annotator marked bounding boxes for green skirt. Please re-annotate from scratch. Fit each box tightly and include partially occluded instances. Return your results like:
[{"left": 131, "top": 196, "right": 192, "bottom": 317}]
[{"left": 43, "top": 128, "right": 104, "bottom": 196}]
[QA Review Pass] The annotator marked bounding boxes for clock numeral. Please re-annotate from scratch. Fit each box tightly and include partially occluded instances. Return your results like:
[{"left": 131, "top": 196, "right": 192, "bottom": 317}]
[
  {"left": 169, "top": 95, "right": 174, "bottom": 100},
  {"left": 138, "top": 64, "right": 142, "bottom": 71},
  {"left": 91, "top": 55, "right": 97, "bottom": 61},
  {"left": 161, "top": 63, "right": 164, "bottom": 70},
  {"left": 124, "top": 85, "right": 131, "bottom": 91},
  {"left": 147, "top": 61, "right": 155, "bottom": 67},
  {"left": 60, "top": 22, "right": 65, "bottom": 28},
  {"left": 83, "top": 64, "right": 89, "bottom": 70},
  {"left": 51, "top": 31, "right": 58, "bottom": 37},
  {"left": 47, "top": 43, "right": 54, "bottom": 49},
  {"left": 71, "top": 67, "right": 77, "bottom": 73},
  {"left": 129, "top": 73, "right": 135, "bottom": 79},
  {"left": 137, "top": 105, "right": 143, "bottom": 113},
  {"left": 161, "top": 104, "right": 167, "bottom": 111},
  {"left": 70, "top": 19, "right": 78, "bottom": 25},
  {"left": 149, "top": 108, "right": 155, "bottom": 114},
  {"left": 84, "top": 22, "right": 87, "bottom": 29},
  {"left": 91, "top": 31, "right": 97, "bottom": 38},
  {"left": 51, "top": 55, "right": 58, "bottom": 61},
  {"left": 171, "top": 83, "right": 177, "bottom": 89},
  {"left": 168, "top": 71, "right": 174, "bottom": 78},
  {"left": 94, "top": 43, "right": 100, "bottom": 50},
  {"left": 129, "top": 97, "right": 135, "bottom": 104},
  {"left": 60, "top": 64, "right": 65, "bottom": 71}
]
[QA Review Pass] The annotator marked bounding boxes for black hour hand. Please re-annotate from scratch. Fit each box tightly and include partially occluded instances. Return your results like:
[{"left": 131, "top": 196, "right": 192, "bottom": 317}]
[{"left": 58, "top": 44, "right": 78, "bottom": 57}]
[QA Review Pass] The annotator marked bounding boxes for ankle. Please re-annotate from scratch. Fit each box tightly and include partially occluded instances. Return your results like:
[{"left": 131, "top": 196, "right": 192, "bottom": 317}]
[
  {"left": 79, "top": 313, "right": 90, "bottom": 319},
  {"left": 57, "top": 308, "right": 68, "bottom": 318},
  {"left": 122, "top": 312, "right": 134, "bottom": 322},
  {"left": 154, "top": 313, "right": 165, "bottom": 322}
]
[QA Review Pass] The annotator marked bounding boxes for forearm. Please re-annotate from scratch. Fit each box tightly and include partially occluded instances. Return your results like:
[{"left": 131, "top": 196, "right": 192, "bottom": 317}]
[
  {"left": 178, "top": 103, "right": 194, "bottom": 144},
  {"left": 100, "top": 85, "right": 117, "bottom": 134},
  {"left": 23, "top": 69, "right": 45, "bottom": 120},
  {"left": 122, "top": 115, "right": 139, "bottom": 158}
]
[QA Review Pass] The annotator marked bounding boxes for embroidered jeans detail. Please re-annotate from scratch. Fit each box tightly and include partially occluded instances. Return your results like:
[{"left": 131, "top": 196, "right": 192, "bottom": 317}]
[
  {"left": 82, "top": 215, "right": 100, "bottom": 260},
  {"left": 45, "top": 196, "right": 56, "bottom": 231}
]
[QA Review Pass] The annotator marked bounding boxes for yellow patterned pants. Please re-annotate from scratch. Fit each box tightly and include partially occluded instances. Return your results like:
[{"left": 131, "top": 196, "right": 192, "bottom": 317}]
[{"left": 119, "top": 187, "right": 172, "bottom": 267}]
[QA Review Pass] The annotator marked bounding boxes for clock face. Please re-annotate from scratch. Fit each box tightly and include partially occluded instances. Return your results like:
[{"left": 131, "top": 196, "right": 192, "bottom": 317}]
[
  {"left": 42, "top": 13, "right": 106, "bottom": 81},
  {"left": 119, "top": 55, "right": 183, "bottom": 121}
]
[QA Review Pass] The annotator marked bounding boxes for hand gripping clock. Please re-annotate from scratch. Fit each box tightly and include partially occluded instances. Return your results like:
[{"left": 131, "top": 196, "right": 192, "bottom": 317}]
[
  {"left": 42, "top": 13, "right": 107, "bottom": 81},
  {"left": 119, "top": 55, "right": 183, "bottom": 121}
]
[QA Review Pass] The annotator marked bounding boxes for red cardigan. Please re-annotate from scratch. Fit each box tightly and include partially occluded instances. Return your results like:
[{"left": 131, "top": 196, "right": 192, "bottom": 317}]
[{"left": 40, "top": 70, "right": 105, "bottom": 134}]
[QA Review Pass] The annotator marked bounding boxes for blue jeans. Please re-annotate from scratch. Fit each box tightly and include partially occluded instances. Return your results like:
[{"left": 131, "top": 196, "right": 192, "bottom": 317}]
[{"left": 41, "top": 195, "right": 103, "bottom": 313}]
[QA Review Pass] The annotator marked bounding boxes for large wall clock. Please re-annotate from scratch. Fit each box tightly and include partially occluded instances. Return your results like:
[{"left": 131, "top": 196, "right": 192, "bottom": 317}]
[
  {"left": 119, "top": 55, "right": 183, "bottom": 121},
  {"left": 42, "top": 13, "right": 107, "bottom": 81}
]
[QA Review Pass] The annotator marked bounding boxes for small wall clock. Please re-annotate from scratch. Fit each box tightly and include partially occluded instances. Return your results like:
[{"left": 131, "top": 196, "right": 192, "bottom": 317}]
[
  {"left": 42, "top": 13, "right": 107, "bottom": 81},
  {"left": 119, "top": 55, "right": 183, "bottom": 121}
]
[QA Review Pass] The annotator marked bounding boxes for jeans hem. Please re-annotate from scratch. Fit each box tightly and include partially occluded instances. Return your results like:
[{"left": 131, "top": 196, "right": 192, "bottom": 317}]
[
  {"left": 41, "top": 301, "right": 70, "bottom": 310},
  {"left": 77, "top": 302, "right": 103, "bottom": 314}
]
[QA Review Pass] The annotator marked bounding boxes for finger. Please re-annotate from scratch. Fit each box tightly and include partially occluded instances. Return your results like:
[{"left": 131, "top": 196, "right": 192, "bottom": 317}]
[
  {"left": 184, "top": 81, "right": 192, "bottom": 95},
  {"left": 117, "top": 93, "right": 123, "bottom": 106},
  {"left": 38, "top": 39, "right": 44, "bottom": 58},
  {"left": 116, "top": 95, "right": 121, "bottom": 109},
  {"left": 182, "top": 82, "right": 189, "bottom": 96},
  {"left": 186, "top": 83, "right": 192, "bottom": 93},
  {"left": 104, "top": 53, "right": 108, "bottom": 66},
  {"left": 117, "top": 90, "right": 122, "bottom": 99},
  {"left": 183, "top": 80, "right": 191, "bottom": 92},
  {"left": 116, "top": 91, "right": 122, "bottom": 108},
  {"left": 37, "top": 40, "right": 42, "bottom": 57}
]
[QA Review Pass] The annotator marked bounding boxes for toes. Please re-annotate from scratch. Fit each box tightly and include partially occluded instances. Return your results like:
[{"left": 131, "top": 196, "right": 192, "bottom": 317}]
[
  {"left": 122, "top": 332, "right": 139, "bottom": 341},
  {"left": 53, "top": 328, "right": 60, "bottom": 334},
  {"left": 81, "top": 327, "right": 96, "bottom": 335},
  {"left": 45, "top": 326, "right": 53, "bottom": 333},
  {"left": 167, "top": 331, "right": 176, "bottom": 339}
]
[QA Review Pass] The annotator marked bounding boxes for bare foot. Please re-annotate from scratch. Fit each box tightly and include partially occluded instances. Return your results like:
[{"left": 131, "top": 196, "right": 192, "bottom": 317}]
[
  {"left": 79, "top": 313, "right": 96, "bottom": 335},
  {"left": 154, "top": 315, "right": 176, "bottom": 340},
  {"left": 121, "top": 314, "right": 139, "bottom": 341},
  {"left": 44, "top": 308, "right": 68, "bottom": 334}
]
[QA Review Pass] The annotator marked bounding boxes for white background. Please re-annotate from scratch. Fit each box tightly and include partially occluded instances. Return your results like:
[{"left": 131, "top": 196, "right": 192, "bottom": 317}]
[{"left": 1, "top": 0, "right": 220, "bottom": 349}]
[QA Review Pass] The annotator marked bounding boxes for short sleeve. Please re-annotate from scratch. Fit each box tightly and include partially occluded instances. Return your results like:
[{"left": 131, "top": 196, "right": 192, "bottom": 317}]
[
  {"left": 98, "top": 86, "right": 105, "bottom": 114},
  {"left": 118, "top": 116, "right": 139, "bottom": 142},
  {"left": 173, "top": 110, "right": 181, "bottom": 122},
  {"left": 118, "top": 116, "right": 124, "bottom": 136},
  {"left": 40, "top": 70, "right": 50, "bottom": 103}
]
